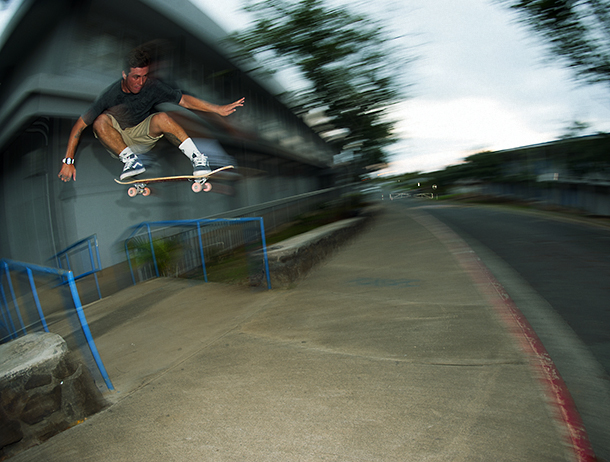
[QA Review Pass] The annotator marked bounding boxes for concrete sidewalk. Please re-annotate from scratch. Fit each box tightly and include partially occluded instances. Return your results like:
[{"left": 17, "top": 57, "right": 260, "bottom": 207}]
[{"left": 11, "top": 202, "right": 577, "bottom": 461}]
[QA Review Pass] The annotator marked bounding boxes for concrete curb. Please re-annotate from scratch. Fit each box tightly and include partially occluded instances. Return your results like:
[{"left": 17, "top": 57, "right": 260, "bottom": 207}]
[{"left": 264, "top": 206, "right": 381, "bottom": 288}]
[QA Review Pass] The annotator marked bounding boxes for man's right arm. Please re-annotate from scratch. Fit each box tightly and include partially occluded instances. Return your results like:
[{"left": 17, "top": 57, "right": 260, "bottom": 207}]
[{"left": 58, "top": 117, "right": 88, "bottom": 182}]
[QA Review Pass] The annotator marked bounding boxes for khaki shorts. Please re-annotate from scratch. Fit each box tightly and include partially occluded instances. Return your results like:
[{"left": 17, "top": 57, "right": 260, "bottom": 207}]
[{"left": 101, "top": 114, "right": 163, "bottom": 156}]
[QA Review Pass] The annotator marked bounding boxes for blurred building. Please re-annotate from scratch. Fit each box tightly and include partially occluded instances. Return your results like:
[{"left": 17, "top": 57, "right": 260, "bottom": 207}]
[
  {"left": 444, "top": 134, "right": 610, "bottom": 216},
  {"left": 0, "top": 0, "right": 337, "bottom": 271}
]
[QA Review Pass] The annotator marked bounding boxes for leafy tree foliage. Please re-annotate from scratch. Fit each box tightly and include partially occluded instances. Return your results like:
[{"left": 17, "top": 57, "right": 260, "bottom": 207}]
[
  {"left": 501, "top": 0, "right": 610, "bottom": 86},
  {"left": 426, "top": 134, "right": 610, "bottom": 190},
  {"left": 559, "top": 119, "right": 592, "bottom": 139},
  {"left": 227, "top": 0, "right": 407, "bottom": 171}
]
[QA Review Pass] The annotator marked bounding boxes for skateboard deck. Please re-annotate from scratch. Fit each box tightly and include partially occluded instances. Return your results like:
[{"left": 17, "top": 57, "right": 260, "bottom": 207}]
[{"left": 115, "top": 165, "right": 234, "bottom": 196}]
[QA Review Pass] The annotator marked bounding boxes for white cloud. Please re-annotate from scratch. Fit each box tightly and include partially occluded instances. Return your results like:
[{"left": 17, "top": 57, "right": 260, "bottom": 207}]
[
  {"left": 401, "top": 97, "right": 551, "bottom": 148},
  {"left": 383, "top": 96, "right": 555, "bottom": 174}
]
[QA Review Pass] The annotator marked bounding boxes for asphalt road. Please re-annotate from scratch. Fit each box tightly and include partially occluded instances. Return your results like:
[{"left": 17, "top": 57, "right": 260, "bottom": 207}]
[{"left": 406, "top": 201, "right": 610, "bottom": 462}]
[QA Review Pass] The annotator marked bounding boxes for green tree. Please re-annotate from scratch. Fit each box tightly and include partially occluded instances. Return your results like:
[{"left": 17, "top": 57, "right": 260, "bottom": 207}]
[
  {"left": 559, "top": 119, "right": 591, "bottom": 139},
  {"left": 500, "top": 0, "right": 610, "bottom": 86},
  {"left": 227, "top": 0, "right": 407, "bottom": 173},
  {"left": 462, "top": 151, "right": 505, "bottom": 180}
]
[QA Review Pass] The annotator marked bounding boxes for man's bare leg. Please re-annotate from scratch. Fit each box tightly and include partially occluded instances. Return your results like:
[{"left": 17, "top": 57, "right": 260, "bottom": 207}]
[
  {"left": 148, "top": 112, "right": 188, "bottom": 146},
  {"left": 92, "top": 114, "right": 128, "bottom": 156},
  {"left": 150, "top": 113, "right": 210, "bottom": 175}
]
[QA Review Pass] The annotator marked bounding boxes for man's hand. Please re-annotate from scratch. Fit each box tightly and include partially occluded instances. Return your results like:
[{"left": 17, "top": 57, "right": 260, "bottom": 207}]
[
  {"left": 216, "top": 97, "right": 245, "bottom": 116},
  {"left": 59, "top": 117, "right": 87, "bottom": 183},
  {"left": 58, "top": 163, "right": 76, "bottom": 182}
]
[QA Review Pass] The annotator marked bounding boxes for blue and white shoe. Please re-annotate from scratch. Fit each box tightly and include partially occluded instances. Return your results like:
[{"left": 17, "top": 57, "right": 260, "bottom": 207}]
[
  {"left": 192, "top": 153, "right": 211, "bottom": 177},
  {"left": 120, "top": 154, "right": 146, "bottom": 180}
]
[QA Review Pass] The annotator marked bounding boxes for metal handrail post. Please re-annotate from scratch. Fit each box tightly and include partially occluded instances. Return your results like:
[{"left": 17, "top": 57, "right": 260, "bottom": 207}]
[
  {"left": 147, "top": 223, "right": 159, "bottom": 278},
  {"left": 26, "top": 268, "right": 49, "bottom": 333},
  {"left": 66, "top": 271, "right": 114, "bottom": 391},
  {"left": 196, "top": 222, "right": 208, "bottom": 282},
  {"left": 94, "top": 235, "right": 103, "bottom": 296},
  {"left": 258, "top": 218, "right": 272, "bottom": 290}
]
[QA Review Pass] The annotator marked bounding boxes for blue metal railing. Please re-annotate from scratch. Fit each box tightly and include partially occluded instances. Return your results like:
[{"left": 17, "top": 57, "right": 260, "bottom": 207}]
[
  {"left": 49, "top": 234, "right": 102, "bottom": 300},
  {"left": 0, "top": 258, "right": 114, "bottom": 391},
  {"left": 124, "top": 218, "right": 272, "bottom": 289}
]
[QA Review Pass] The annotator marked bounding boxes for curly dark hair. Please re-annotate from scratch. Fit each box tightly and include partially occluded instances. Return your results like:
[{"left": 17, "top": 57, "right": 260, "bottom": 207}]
[{"left": 123, "top": 46, "right": 151, "bottom": 73}]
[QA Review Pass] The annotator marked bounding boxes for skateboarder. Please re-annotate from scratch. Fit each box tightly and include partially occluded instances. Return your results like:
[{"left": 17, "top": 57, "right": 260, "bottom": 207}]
[{"left": 58, "top": 45, "right": 244, "bottom": 182}]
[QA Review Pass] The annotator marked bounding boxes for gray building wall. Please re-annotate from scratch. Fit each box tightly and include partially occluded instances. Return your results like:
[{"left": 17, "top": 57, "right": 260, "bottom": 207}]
[{"left": 0, "top": 0, "right": 336, "bottom": 270}]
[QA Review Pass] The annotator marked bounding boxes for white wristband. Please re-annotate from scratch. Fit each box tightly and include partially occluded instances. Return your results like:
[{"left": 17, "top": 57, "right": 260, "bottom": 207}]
[{"left": 62, "top": 158, "right": 74, "bottom": 165}]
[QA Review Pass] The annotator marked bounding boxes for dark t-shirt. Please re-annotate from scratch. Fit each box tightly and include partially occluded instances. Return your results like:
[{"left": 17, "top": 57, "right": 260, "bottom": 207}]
[{"left": 82, "top": 78, "right": 182, "bottom": 129}]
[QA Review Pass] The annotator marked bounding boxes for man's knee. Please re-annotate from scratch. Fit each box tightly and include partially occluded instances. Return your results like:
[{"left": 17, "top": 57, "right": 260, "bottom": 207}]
[
  {"left": 150, "top": 112, "right": 186, "bottom": 144},
  {"left": 92, "top": 114, "right": 113, "bottom": 137},
  {"left": 150, "top": 112, "right": 174, "bottom": 129}
]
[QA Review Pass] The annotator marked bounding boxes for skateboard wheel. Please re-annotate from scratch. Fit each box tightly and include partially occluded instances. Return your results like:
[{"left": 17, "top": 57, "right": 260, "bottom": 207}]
[
  {"left": 128, "top": 187, "right": 138, "bottom": 197},
  {"left": 142, "top": 187, "right": 151, "bottom": 196},
  {"left": 203, "top": 182, "right": 212, "bottom": 192},
  {"left": 192, "top": 182, "right": 203, "bottom": 193}
]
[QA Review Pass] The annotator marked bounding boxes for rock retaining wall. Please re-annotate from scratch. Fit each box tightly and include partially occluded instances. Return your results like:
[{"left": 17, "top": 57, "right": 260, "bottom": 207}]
[
  {"left": 0, "top": 333, "right": 107, "bottom": 460},
  {"left": 263, "top": 207, "right": 379, "bottom": 288}
]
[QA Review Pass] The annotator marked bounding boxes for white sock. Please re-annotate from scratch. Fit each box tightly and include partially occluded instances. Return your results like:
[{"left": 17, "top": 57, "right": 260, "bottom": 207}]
[
  {"left": 179, "top": 138, "right": 203, "bottom": 159},
  {"left": 119, "top": 147, "right": 134, "bottom": 162}
]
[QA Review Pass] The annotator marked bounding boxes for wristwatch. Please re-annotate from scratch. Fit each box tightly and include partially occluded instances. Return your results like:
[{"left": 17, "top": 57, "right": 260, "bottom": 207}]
[{"left": 62, "top": 158, "right": 74, "bottom": 165}]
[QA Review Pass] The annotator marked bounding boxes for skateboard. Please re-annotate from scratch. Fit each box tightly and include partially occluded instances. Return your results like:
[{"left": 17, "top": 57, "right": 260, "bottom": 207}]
[{"left": 114, "top": 165, "right": 234, "bottom": 197}]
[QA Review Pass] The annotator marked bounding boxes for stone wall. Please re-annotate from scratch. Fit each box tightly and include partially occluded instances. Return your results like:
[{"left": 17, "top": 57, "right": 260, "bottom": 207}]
[
  {"left": 0, "top": 333, "right": 107, "bottom": 460},
  {"left": 262, "top": 207, "right": 380, "bottom": 288}
]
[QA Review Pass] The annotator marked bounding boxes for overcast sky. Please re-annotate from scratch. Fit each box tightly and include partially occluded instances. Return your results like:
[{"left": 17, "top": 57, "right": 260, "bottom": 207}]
[
  {"left": 199, "top": 0, "right": 610, "bottom": 174},
  {"left": 3, "top": 0, "right": 610, "bottom": 175}
]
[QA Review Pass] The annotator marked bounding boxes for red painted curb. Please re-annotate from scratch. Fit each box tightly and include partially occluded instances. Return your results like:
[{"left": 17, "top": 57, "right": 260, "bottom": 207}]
[{"left": 412, "top": 211, "right": 597, "bottom": 462}]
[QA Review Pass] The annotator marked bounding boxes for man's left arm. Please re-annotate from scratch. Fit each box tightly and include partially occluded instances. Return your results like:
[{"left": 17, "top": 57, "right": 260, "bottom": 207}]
[{"left": 179, "top": 95, "right": 244, "bottom": 116}]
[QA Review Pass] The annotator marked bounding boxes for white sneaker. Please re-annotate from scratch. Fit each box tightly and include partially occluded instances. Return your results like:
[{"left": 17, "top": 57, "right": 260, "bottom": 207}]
[
  {"left": 192, "top": 153, "right": 211, "bottom": 176},
  {"left": 120, "top": 154, "right": 146, "bottom": 180}
]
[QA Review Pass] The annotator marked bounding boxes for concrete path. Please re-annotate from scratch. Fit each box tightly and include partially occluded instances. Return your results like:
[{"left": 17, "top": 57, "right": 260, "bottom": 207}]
[{"left": 10, "top": 202, "right": 581, "bottom": 461}]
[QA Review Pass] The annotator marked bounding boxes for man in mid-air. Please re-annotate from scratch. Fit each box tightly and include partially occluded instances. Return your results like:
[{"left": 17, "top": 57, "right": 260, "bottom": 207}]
[{"left": 58, "top": 46, "right": 244, "bottom": 182}]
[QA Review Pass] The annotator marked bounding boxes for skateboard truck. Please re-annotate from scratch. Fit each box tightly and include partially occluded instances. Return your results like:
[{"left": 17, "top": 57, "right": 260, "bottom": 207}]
[
  {"left": 127, "top": 183, "right": 151, "bottom": 197},
  {"left": 191, "top": 178, "right": 212, "bottom": 193}
]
